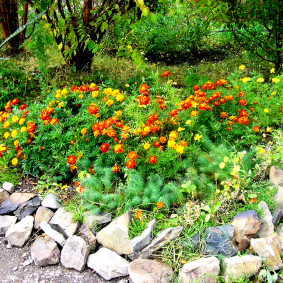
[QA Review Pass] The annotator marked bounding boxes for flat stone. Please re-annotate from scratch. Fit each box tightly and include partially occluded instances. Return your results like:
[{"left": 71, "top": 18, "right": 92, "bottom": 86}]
[
  {"left": 31, "top": 236, "right": 60, "bottom": 266},
  {"left": 129, "top": 226, "right": 183, "bottom": 260},
  {"left": 39, "top": 221, "right": 66, "bottom": 246},
  {"left": 0, "top": 189, "right": 9, "bottom": 204},
  {"left": 5, "top": 215, "right": 34, "bottom": 247},
  {"left": 84, "top": 212, "right": 112, "bottom": 232},
  {"left": 49, "top": 207, "right": 79, "bottom": 238},
  {"left": 2, "top": 182, "right": 15, "bottom": 193},
  {"left": 223, "top": 255, "right": 262, "bottom": 282},
  {"left": 77, "top": 224, "right": 96, "bottom": 252},
  {"left": 251, "top": 233, "right": 282, "bottom": 270},
  {"left": 14, "top": 196, "right": 41, "bottom": 221},
  {"left": 87, "top": 247, "right": 129, "bottom": 280},
  {"left": 41, "top": 193, "right": 61, "bottom": 209},
  {"left": 258, "top": 201, "right": 274, "bottom": 238},
  {"left": 202, "top": 225, "right": 238, "bottom": 257},
  {"left": 96, "top": 211, "right": 132, "bottom": 255},
  {"left": 0, "top": 193, "right": 36, "bottom": 215},
  {"left": 270, "top": 166, "right": 283, "bottom": 186},
  {"left": 0, "top": 215, "right": 17, "bottom": 236},
  {"left": 179, "top": 256, "right": 220, "bottom": 283},
  {"left": 131, "top": 219, "right": 155, "bottom": 252},
  {"left": 129, "top": 258, "right": 173, "bottom": 283},
  {"left": 34, "top": 206, "right": 54, "bottom": 230},
  {"left": 272, "top": 187, "right": 283, "bottom": 225},
  {"left": 60, "top": 235, "right": 90, "bottom": 272},
  {"left": 231, "top": 210, "right": 261, "bottom": 251}
]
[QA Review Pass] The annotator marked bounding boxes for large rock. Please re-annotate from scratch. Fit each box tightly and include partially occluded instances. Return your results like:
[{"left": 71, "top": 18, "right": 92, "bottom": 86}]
[
  {"left": 77, "top": 224, "right": 96, "bottom": 252},
  {"left": 179, "top": 256, "right": 220, "bottom": 283},
  {"left": 258, "top": 201, "right": 274, "bottom": 238},
  {"left": 0, "top": 215, "right": 17, "bottom": 236},
  {"left": 222, "top": 255, "right": 262, "bottom": 282},
  {"left": 0, "top": 193, "right": 36, "bottom": 215},
  {"left": 34, "top": 206, "right": 54, "bottom": 229},
  {"left": 0, "top": 189, "right": 9, "bottom": 204},
  {"left": 129, "top": 258, "right": 173, "bottom": 283},
  {"left": 60, "top": 235, "right": 90, "bottom": 272},
  {"left": 41, "top": 193, "right": 61, "bottom": 209},
  {"left": 130, "top": 226, "right": 183, "bottom": 260},
  {"left": 49, "top": 207, "right": 79, "bottom": 238},
  {"left": 14, "top": 196, "right": 41, "bottom": 220},
  {"left": 131, "top": 219, "right": 155, "bottom": 252},
  {"left": 270, "top": 166, "right": 283, "bottom": 186},
  {"left": 31, "top": 236, "right": 60, "bottom": 266},
  {"left": 2, "top": 182, "right": 15, "bottom": 193},
  {"left": 87, "top": 248, "right": 129, "bottom": 280},
  {"left": 250, "top": 233, "right": 282, "bottom": 270},
  {"left": 231, "top": 210, "right": 261, "bottom": 251},
  {"left": 5, "top": 215, "right": 34, "bottom": 247},
  {"left": 202, "top": 225, "right": 238, "bottom": 257},
  {"left": 272, "top": 186, "right": 283, "bottom": 225},
  {"left": 96, "top": 211, "right": 132, "bottom": 255},
  {"left": 39, "top": 221, "right": 66, "bottom": 246},
  {"left": 84, "top": 212, "right": 112, "bottom": 231}
]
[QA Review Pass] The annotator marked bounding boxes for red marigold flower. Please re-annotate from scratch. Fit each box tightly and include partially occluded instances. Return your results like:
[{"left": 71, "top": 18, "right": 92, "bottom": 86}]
[
  {"left": 70, "top": 140, "right": 75, "bottom": 145},
  {"left": 20, "top": 104, "right": 26, "bottom": 110},
  {"left": 213, "top": 101, "right": 220, "bottom": 106},
  {"left": 89, "top": 85, "right": 99, "bottom": 92},
  {"left": 239, "top": 110, "right": 248, "bottom": 117},
  {"left": 193, "top": 85, "right": 200, "bottom": 91},
  {"left": 253, "top": 101, "right": 258, "bottom": 105},
  {"left": 135, "top": 209, "right": 142, "bottom": 219},
  {"left": 39, "top": 146, "right": 43, "bottom": 151},
  {"left": 154, "top": 141, "right": 161, "bottom": 148},
  {"left": 114, "top": 144, "right": 124, "bottom": 153},
  {"left": 253, "top": 126, "right": 260, "bottom": 132},
  {"left": 12, "top": 98, "right": 19, "bottom": 105},
  {"left": 128, "top": 151, "right": 138, "bottom": 159},
  {"left": 75, "top": 181, "right": 80, "bottom": 187},
  {"left": 67, "top": 155, "right": 77, "bottom": 165},
  {"left": 220, "top": 112, "right": 228, "bottom": 118},
  {"left": 147, "top": 114, "right": 158, "bottom": 123},
  {"left": 139, "top": 95, "right": 151, "bottom": 106},
  {"left": 88, "top": 103, "right": 99, "bottom": 115},
  {"left": 116, "top": 122, "right": 123, "bottom": 128},
  {"left": 126, "top": 159, "right": 136, "bottom": 169},
  {"left": 250, "top": 107, "right": 255, "bottom": 112},
  {"left": 100, "top": 143, "right": 110, "bottom": 153},
  {"left": 238, "top": 91, "right": 245, "bottom": 97},
  {"left": 162, "top": 70, "right": 171, "bottom": 78},
  {"left": 239, "top": 99, "right": 247, "bottom": 106},
  {"left": 112, "top": 165, "right": 119, "bottom": 174},
  {"left": 22, "top": 110, "right": 29, "bottom": 118},
  {"left": 170, "top": 109, "right": 178, "bottom": 116},
  {"left": 139, "top": 84, "right": 149, "bottom": 94},
  {"left": 148, "top": 155, "right": 157, "bottom": 164},
  {"left": 27, "top": 121, "right": 36, "bottom": 133},
  {"left": 237, "top": 117, "right": 249, "bottom": 124},
  {"left": 227, "top": 127, "right": 231, "bottom": 131},
  {"left": 71, "top": 86, "right": 79, "bottom": 92},
  {"left": 80, "top": 85, "right": 89, "bottom": 92},
  {"left": 156, "top": 201, "right": 164, "bottom": 209},
  {"left": 215, "top": 80, "right": 223, "bottom": 87},
  {"left": 50, "top": 118, "right": 59, "bottom": 125},
  {"left": 219, "top": 98, "right": 226, "bottom": 104},
  {"left": 159, "top": 103, "right": 167, "bottom": 110},
  {"left": 160, "top": 136, "right": 167, "bottom": 144},
  {"left": 5, "top": 101, "right": 12, "bottom": 112}
]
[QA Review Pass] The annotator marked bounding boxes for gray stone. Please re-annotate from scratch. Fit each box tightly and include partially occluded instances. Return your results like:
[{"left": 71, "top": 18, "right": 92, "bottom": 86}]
[
  {"left": 39, "top": 221, "right": 66, "bottom": 246},
  {"left": 14, "top": 197, "right": 41, "bottom": 220},
  {"left": 181, "top": 234, "right": 200, "bottom": 251},
  {"left": 258, "top": 201, "right": 274, "bottom": 238},
  {"left": 130, "top": 226, "right": 183, "bottom": 260},
  {"left": 276, "top": 224, "right": 283, "bottom": 251},
  {"left": 0, "top": 189, "right": 9, "bottom": 204},
  {"left": 0, "top": 193, "right": 36, "bottom": 215},
  {"left": 5, "top": 215, "right": 34, "bottom": 247},
  {"left": 49, "top": 207, "right": 79, "bottom": 238},
  {"left": 131, "top": 219, "right": 155, "bottom": 252},
  {"left": 270, "top": 166, "right": 283, "bottom": 186},
  {"left": 272, "top": 186, "right": 283, "bottom": 225},
  {"left": 231, "top": 210, "right": 261, "bottom": 251},
  {"left": 96, "top": 211, "right": 132, "bottom": 255},
  {"left": 0, "top": 215, "right": 17, "bottom": 236},
  {"left": 60, "top": 235, "right": 90, "bottom": 272},
  {"left": 31, "top": 236, "right": 60, "bottom": 266},
  {"left": 77, "top": 224, "right": 96, "bottom": 252},
  {"left": 2, "top": 182, "right": 15, "bottom": 193},
  {"left": 34, "top": 206, "right": 54, "bottom": 230},
  {"left": 179, "top": 256, "right": 220, "bottom": 283},
  {"left": 87, "top": 248, "right": 129, "bottom": 280},
  {"left": 251, "top": 233, "right": 282, "bottom": 270},
  {"left": 41, "top": 193, "right": 61, "bottom": 209},
  {"left": 129, "top": 258, "right": 173, "bottom": 283},
  {"left": 202, "top": 225, "right": 237, "bottom": 257},
  {"left": 84, "top": 212, "right": 112, "bottom": 233},
  {"left": 223, "top": 255, "right": 262, "bottom": 282}
]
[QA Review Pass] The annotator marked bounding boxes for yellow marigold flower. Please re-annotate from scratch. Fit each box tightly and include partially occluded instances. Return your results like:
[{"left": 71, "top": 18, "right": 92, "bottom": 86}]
[
  {"left": 3, "top": 121, "right": 10, "bottom": 129},
  {"left": 178, "top": 127, "right": 185, "bottom": 132},
  {"left": 112, "top": 89, "right": 120, "bottom": 97},
  {"left": 55, "top": 93, "right": 62, "bottom": 99},
  {"left": 104, "top": 88, "right": 113, "bottom": 96},
  {"left": 78, "top": 94, "right": 84, "bottom": 99},
  {"left": 264, "top": 109, "right": 269, "bottom": 113},
  {"left": 11, "top": 158, "right": 18, "bottom": 166},
  {"left": 0, "top": 145, "right": 7, "bottom": 152},
  {"left": 90, "top": 83, "right": 96, "bottom": 88},
  {"left": 4, "top": 132, "right": 10, "bottom": 139},
  {"left": 61, "top": 89, "right": 68, "bottom": 95},
  {"left": 21, "top": 126, "right": 27, "bottom": 132},
  {"left": 259, "top": 148, "right": 265, "bottom": 154},
  {"left": 194, "top": 134, "right": 202, "bottom": 142},
  {"left": 132, "top": 129, "right": 139, "bottom": 135},
  {"left": 11, "top": 129, "right": 18, "bottom": 138},
  {"left": 271, "top": 91, "right": 277, "bottom": 96},
  {"left": 169, "top": 131, "right": 178, "bottom": 140},
  {"left": 106, "top": 99, "right": 114, "bottom": 107},
  {"left": 175, "top": 145, "right": 184, "bottom": 154},
  {"left": 144, "top": 126, "right": 151, "bottom": 133},
  {"left": 257, "top": 78, "right": 264, "bottom": 83},
  {"left": 186, "top": 120, "right": 192, "bottom": 125},
  {"left": 191, "top": 101, "right": 198, "bottom": 108},
  {"left": 224, "top": 156, "right": 229, "bottom": 162},
  {"left": 92, "top": 91, "right": 99, "bottom": 98},
  {"left": 266, "top": 127, "right": 273, "bottom": 132},
  {"left": 78, "top": 152, "right": 83, "bottom": 159},
  {"left": 57, "top": 102, "right": 64, "bottom": 108},
  {"left": 14, "top": 140, "right": 19, "bottom": 146},
  {"left": 49, "top": 100, "right": 55, "bottom": 107},
  {"left": 168, "top": 140, "right": 176, "bottom": 148},
  {"left": 270, "top": 68, "right": 275, "bottom": 73},
  {"left": 219, "top": 162, "right": 225, "bottom": 169},
  {"left": 125, "top": 84, "right": 129, "bottom": 87},
  {"left": 19, "top": 118, "right": 25, "bottom": 125},
  {"left": 95, "top": 113, "right": 100, "bottom": 118},
  {"left": 241, "top": 77, "right": 251, "bottom": 83},
  {"left": 116, "top": 111, "right": 122, "bottom": 117},
  {"left": 272, "top": 78, "right": 280, "bottom": 83},
  {"left": 81, "top": 128, "right": 87, "bottom": 135},
  {"left": 239, "top": 65, "right": 245, "bottom": 71},
  {"left": 144, "top": 143, "right": 151, "bottom": 150},
  {"left": 116, "top": 94, "right": 124, "bottom": 102},
  {"left": 12, "top": 116, "right": 19, "bottom": 123}
]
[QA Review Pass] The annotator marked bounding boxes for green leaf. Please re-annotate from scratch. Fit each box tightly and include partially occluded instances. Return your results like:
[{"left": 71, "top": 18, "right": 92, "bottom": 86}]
[
  {"left": 150, "top": 13, "right": 157, "bottom": 24},
  {"left": 100, "top": 22, "right": 108, "bottom": 32}
]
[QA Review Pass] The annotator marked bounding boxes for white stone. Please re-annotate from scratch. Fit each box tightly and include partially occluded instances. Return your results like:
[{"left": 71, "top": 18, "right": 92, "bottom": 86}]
[
  {"left": 258, "top": 201, "right": 274, "bottom": 238},
  {"left": 2, "top": 182, "right": 15, "bottom": 193},
  {"left": 39, "top": 221, "right": 66, "bottom": 246},
  {"left": 0, "top": 215, "right": 17, "bottom": 236},
  {"left": 41, "top": 193, "right": 61, "bottom": 209}
]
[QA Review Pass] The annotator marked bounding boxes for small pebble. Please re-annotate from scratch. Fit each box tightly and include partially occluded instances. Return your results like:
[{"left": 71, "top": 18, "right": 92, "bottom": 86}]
[
  {"left": 13, "top": 267, "right": 17, "bottom": 271},
  {"left": 6, "top": 243, "right": 12, "bottom": 249}
]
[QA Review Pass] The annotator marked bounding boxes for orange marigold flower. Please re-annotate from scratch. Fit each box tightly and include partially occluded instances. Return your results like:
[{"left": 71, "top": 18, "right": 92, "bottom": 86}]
[
  {"left": 126, "top": 159, "right": 136, "bottom": 169},
  {"left": 213, "top": 101, "right": 220, "bottom": 106},
  {"left": 100, "top": 143, "right": 110, "bottom": 153},
  {"left": 75, "top": 181, "right": 80, "bottom": 187},
  {"left": 253, "top": 101, "right": 258, "bottom": 105},
  {"left": 147, "top": 114, "right": 158, "bottom": 123},
  {"left": 112, "top": 165, "right": 120, "bottom": 174},
  {"left": 70, "top": 165, "right": 77, "bottom": 173},
  {"left": 250, "top": 107, "right": 255, "bottom": 112},
  {"left": 159, "top": 136, "right": 167, "bottom": 144},
  {"left": 239, "top": 99, "right": 247, "bottom": 106},
  {"left": 162, "top": 70, "right": 171, "bottom": 78},
  {"left": 253, "top": 126, "right": 260, "bottom": 132},
  {"left": 81, "top": 128, "right": 87, "bottom": 135},
  {"left": 156, "top": 201, "right": 164, "bottom": 209},
  {"left": 27, "top": 121, "right": 36, "bottom": 133},
  {"left": 238, "top": 91, "right": 245, "bottom": 97},
  {"left": 11, "top": 98, "right": 19, "bottom": 105},
  {"left": 190, "top": 111, "right": 199, "bottom": 117},
  {"left": 239, "top": 110, "right": 248, "bottom": 117},
  {"left": 180, "top": 140, "right": 188, "bottom": 147},
  {"left": 154, "top": 141, "right": 161, "bottom": 148},
  {"left": 88, "top": 103, "right": 99, "bottom": 115},
  {"left": 220, "top": 112, "right": 228, "bottom": 118},
  {"left": 20, "top": 104, "right": 26, "bottom": 110},
  {"left": 224, "top": 95, "right": 234, "bottom": 101},
  {"left": 114, "top": 144, "right": 124, "bottom": 153},
  {"left": 237, "top": 117, "right": 249, "bottom": 125},
  {"left": 70, "top": 140, "right": 75, "bottom": 145},
  {"left": 193, "top": 85, "right": 200, "bottom": 91},
  {"left": 148, "top": 155, "right": 157, "bottom": 164},
  {"left": 135, "top": 209, "right": 142, "bottom": 219},
  {"left": 71, "top": 85, "right": 79, "bottom": 92},
  {"left": 128, "top": 151, "right": 138, "bottom": 159},
  {"left": 139, "top": 84, "right": 149, "bottom": 94},
  {"left": 219, "top": 98, "right": 226, "bottom": 104},
  {"left": 67, "top": 155, "right": 77, "bottom": 165},
  {"left": 80, "top": 85, "right": 89, "bottom": 92},
  {"left": 227, "top": 127, "right": 231, "bottom": 131},
  {"left": 159, "top": 103, "right": 167, "bottom": 110},
  {"left": 139, "top": 96, "right": 150, "bottom": 106},
  {"left": 50, "top": 118, "right": 59, "bottom": 125}
]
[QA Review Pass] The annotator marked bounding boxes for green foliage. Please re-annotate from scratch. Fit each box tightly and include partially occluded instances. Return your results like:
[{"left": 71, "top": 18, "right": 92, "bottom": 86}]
[{"left": 128, "top": 217, "right": 147, "bottom": 239}]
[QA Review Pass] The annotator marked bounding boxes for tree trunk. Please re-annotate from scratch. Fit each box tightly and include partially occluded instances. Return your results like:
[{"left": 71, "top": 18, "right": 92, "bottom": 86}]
[{"left": 71, "top": 46, "right": 95, "bottom": 70}]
